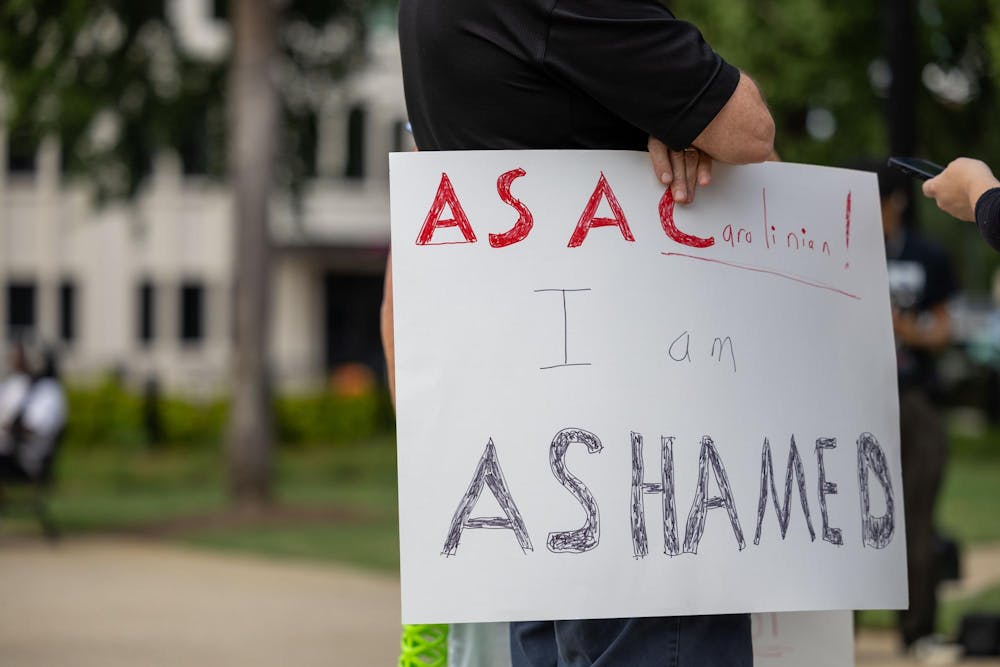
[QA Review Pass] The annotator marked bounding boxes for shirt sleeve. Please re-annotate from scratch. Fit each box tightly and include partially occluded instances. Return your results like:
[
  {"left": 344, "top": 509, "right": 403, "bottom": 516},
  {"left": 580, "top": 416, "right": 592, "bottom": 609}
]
[
  {"left": 975, "top": 187, "right": 1000, "bottom": 253},
  {"left": 542, "top": 0, "right": 740, "bottom": 149}
]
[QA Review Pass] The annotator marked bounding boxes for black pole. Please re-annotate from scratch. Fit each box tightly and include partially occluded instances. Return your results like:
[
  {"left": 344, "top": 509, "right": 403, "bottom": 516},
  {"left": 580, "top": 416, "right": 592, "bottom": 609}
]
[{"left": 885, "top": 0, "right": 918, "bottom": 226}]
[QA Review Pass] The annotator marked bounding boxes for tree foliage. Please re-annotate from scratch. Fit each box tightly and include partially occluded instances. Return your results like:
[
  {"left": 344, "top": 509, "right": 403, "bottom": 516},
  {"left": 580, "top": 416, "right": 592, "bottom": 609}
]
[
  {"left": 672, "top": 0, "right": 1000, "bottom": 289},
  {"left": 0, "top": 0, "right": 369, "bottom": 505},
  {"left": 0, "top": 0, "right": 366, "bottom": 198}
]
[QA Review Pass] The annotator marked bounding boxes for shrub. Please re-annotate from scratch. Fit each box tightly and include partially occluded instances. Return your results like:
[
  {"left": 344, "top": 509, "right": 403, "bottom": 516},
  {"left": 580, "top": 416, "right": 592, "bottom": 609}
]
[
  {"left": 64, "top": 379, "right": 144, "bottom": 449},
  {"left": 63, "top": 382, "right": 393, "bottom": 449},
  {"left": 276, "top": 392, "right": 383, "bottom": 445}
]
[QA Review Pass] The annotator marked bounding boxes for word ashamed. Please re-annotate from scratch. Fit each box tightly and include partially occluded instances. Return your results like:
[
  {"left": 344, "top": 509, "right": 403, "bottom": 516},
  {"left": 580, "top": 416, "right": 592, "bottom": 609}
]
[{"left": 442, "top": 428, "right": 894, "bottom": 558}]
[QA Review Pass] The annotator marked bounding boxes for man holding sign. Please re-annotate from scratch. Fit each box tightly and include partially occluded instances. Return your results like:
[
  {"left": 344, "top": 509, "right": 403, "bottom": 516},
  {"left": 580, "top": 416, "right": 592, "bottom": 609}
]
[{"left": 390, "top": 1, "right": 776, "bottom": 664}]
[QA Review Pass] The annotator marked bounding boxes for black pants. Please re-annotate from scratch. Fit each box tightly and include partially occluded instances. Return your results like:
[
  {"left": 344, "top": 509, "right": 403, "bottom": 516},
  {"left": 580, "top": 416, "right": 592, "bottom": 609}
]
[
  {"left": 898, "top": 387, "right": 948, "bottom": 647},
  {"left": 510, "top": 615, "right": 752, "bottom": 667},
  {"left": 0, "top": 452, "right": 31, "bottom": 482}
]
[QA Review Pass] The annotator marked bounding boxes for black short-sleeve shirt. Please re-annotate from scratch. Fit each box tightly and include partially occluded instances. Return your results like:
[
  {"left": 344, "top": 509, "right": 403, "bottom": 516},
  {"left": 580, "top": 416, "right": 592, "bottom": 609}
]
[
  {"left": 399, "top": 0, "right": 740, "bottom": 152},
  {"left": 886, "top": 229, "right": 958, "bottom": 390}
]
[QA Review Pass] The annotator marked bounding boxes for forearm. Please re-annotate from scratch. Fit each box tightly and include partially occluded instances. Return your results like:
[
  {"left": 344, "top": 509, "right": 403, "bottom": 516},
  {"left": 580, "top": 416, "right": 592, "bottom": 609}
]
[
  {"left": 691, "top": 72, "right": 774, "bottom": 164},
  {"left": 381, "top": 254, "right": 396, "bottom": 408}
]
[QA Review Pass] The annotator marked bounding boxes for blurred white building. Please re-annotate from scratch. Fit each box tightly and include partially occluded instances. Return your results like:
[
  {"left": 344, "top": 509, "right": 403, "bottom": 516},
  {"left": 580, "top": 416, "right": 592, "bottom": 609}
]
[{"left": 0, "top": 24, "right": 412, "bottom": 394}]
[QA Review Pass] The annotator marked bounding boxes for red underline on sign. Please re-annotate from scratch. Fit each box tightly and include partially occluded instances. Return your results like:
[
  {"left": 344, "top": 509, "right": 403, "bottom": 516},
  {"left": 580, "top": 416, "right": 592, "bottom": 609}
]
[{"left": 661, "top": 252, "right": 861, "bottom": 301}]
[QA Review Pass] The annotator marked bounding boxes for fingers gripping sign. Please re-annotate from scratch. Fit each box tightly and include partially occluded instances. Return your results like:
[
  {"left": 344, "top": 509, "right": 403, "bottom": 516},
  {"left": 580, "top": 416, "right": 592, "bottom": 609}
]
[{"left": 648, "top": 136, "right": 713, "bottom": 205}]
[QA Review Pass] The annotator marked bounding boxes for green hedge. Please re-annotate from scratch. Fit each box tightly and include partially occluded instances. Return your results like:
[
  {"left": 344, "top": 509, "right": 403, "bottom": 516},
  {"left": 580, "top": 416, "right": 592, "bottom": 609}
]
[
  {"left": 63, "top": 380, "right": 394, "bottom": 449},
  {"left": 276, "top": 393, "right": 379, "bottom": 445},
  {"left": 65, "top": 380, "right": 145, "bottom": 449}
]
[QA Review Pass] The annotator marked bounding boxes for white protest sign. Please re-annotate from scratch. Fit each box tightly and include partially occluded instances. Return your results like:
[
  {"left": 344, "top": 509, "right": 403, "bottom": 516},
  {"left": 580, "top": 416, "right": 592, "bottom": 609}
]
[
  {"left": 753, "top": 611, "right": 854, "bottom": 666},
  {"left": 390, "top": 150, "right": 907, "bottom": 624}
]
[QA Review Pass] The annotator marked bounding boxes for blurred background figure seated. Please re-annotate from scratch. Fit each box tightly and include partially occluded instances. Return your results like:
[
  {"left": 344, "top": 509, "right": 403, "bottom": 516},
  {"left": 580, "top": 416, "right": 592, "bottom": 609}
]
[
  {"left": 0, "top": 342, "right": 33, "bottom": 479},
  {"left": 0, "top": 346, "right": 67, "bottom": 484}
]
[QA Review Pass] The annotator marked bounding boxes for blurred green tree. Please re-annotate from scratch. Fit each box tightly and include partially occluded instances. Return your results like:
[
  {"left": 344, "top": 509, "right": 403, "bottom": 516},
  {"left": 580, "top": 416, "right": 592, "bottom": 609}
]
[
  {"left": 0, "top": 0, "right": 366, "bottom": 508},
  {"left": 672, "top": 0, "right": 1000, "bottom": 288}
]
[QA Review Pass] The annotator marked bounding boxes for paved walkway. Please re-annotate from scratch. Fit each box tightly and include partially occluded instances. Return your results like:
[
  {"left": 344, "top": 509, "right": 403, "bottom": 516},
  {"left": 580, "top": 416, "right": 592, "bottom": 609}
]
[
  {"left": 0, "top": 537, "right": 998, "bottom": 666},
  {"left": 0, "top": 539, "right": 401, "bottom": 666}
]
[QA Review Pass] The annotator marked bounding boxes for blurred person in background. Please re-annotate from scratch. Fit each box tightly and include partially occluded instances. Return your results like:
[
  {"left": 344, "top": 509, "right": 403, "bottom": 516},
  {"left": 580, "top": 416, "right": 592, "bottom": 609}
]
[
  {"left": 877, "top": 160, "right": 958, "bottom": 653},
  {"left": 0, "top": 343, "right": 32, "bottom": 466},
  {"left": 0, "top": 348, "right": 67, "bottom": 482},
  {"left": 922, "top": 158, "right": 1000, "bottom": 253}
]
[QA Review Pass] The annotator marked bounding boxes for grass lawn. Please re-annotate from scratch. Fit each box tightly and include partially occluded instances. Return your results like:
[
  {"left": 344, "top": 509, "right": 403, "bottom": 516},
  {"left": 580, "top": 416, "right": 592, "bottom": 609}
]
[
  {"left": 0, "top": 435, "right": 401, "bottom": 572},
  {"left": 938, "top": 428, "right": 1000, "bottom": 545}
]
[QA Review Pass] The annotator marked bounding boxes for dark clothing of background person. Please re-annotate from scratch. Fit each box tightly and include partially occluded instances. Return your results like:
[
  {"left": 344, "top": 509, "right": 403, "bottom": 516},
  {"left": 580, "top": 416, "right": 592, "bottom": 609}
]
[
  {"left": 898, "top": 388, "right": 949, "bottom": 648},
  {"left": 976, "top": 187, "right": 1000, "bottom": 252},
  {"left": 886, "top": 229, "right": 957, "bottom": 648},
  {"left": 887, "top": 231, "right": 958, "bottom": 395},
  {"left": 399, "top": 0, "right": 751, "bottom": 664}
]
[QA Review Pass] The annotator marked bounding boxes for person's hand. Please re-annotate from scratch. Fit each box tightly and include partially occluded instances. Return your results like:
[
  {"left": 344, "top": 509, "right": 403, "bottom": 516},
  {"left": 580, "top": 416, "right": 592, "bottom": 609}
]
[
  {"left": 923, "top": 158, "right": 1000, "bottom": 223},
  {"left": 648, "top": 136, "right": 712, "bottom": 204}
]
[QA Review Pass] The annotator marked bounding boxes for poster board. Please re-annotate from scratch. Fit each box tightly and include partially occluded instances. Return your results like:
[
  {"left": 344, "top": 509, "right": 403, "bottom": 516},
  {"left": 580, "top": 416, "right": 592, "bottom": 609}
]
[
  {"left": 390, "top": 150, "right": 907, "bottom": 624},
  {"left": 753, "top": 611, "right": 854, "bottom": 666}
]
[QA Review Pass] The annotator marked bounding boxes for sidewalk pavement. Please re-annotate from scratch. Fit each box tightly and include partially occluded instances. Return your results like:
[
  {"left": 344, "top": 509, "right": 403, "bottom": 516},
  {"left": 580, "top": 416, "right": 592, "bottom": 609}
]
[
  {"left": 0, "top": 539, "right": 401, "bottom": 666},
  {"left": 0, "top": 537, "right": 999, "bottom": 666}
]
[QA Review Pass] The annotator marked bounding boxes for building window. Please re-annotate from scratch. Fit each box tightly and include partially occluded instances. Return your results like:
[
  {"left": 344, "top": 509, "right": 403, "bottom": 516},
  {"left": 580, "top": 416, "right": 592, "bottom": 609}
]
[
  {"left": 7, "top": 125, "right": 38, "bottom": 174},
  {"left": 180, "top": 282, "right": 205, "bottom": 343},
  {"left": 6, "top": 282, "right": 36, "bottom": 339},
  {"left": 138, "top": 281, "right": 155, "bottom": 345},
  {"left": 59, "top": 281, "right": 76, "bottom": 343},
  {"left": 345, "top": 105, "right": 367, "bottom": 179}
]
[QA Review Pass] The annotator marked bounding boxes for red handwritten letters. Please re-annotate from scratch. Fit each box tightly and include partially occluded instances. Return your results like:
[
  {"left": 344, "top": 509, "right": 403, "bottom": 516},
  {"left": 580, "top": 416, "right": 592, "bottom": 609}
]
[
  {"left": 416, "top": 172, "right": 478, "bottom": 245},
  {"left": 659, "top": 188, "right": 715, "bottom": 249},
  {"left": 489, "top": 168, "right": 534, "bottom": 248},
  {"left": 415, "top": 170, "right": 854, "bottom": 294},
  {"left": 567, "top": 172, "right": 635, "bottom": 248}
]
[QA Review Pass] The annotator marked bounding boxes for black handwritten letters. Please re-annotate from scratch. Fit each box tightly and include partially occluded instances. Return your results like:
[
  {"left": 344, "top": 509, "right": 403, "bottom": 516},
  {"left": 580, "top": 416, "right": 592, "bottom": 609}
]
[
  {"left": 630, "top": 433, "right": 680, "bottom": 557},
  {"left": 754, "top": 437, "right": 816, "bottom": 545},
  {"left": 667, "top": 332, "right": 737, "bottom": 372},
  {"left": 816, "top": 437, "right": 844, "bottom": 546},
  {"left": 547, "top": 429, "right": 603, "bottom": 553},
  {"left": 442, "top": 439, "right": 533, "bottom": 557},
  {"left": 683, "top": 436, "right": 746, "bottom": 554},
  {"left": 857, "top": 432, "right": 895, "bottom": 549},
  {"left": 535, "top": 288, "right": 593, "bottom": 370},
  {"left": 443, "top": 430, "right": 896, "bottom": 557}
]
